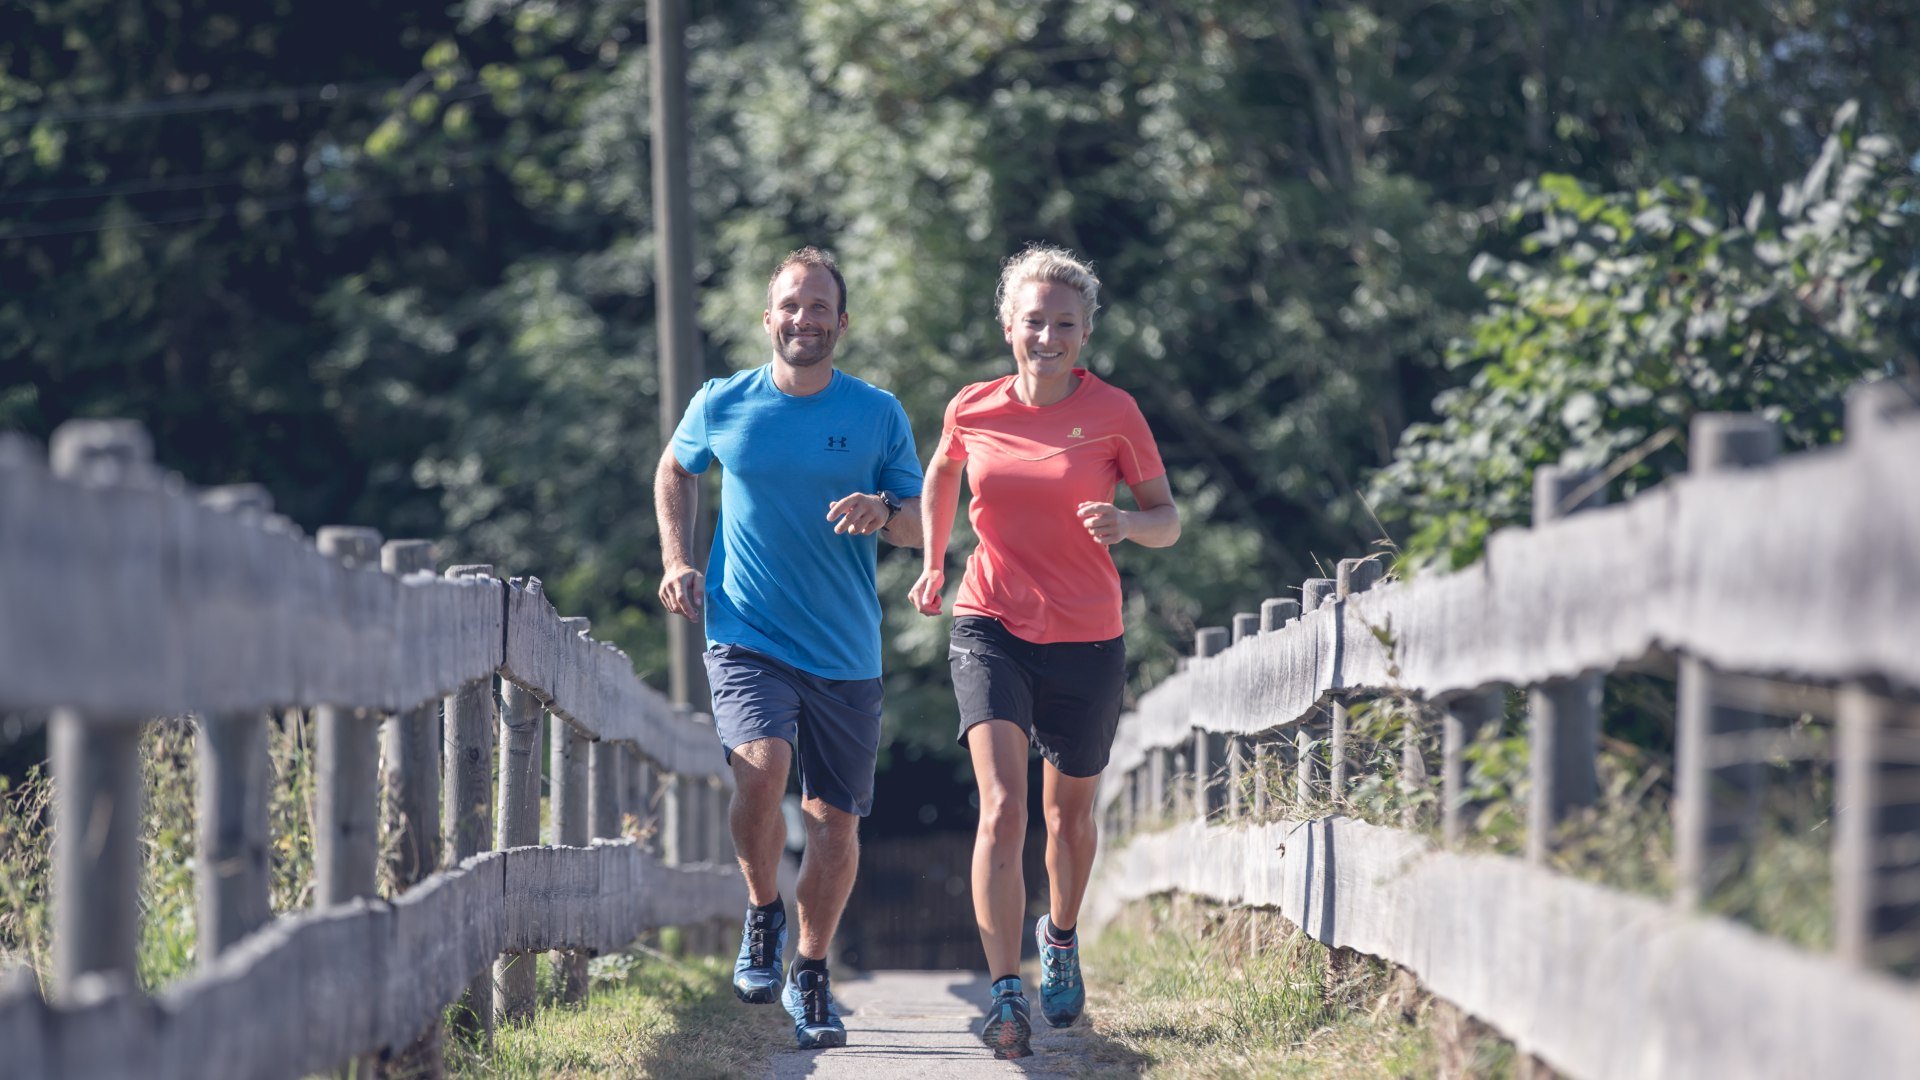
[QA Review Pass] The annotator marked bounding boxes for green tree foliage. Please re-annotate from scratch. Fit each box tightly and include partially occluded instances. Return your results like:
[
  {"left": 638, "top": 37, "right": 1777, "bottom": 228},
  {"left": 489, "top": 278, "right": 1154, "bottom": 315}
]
[
  {"left": 6, "top": 1, "right": 1920, "bottom": 746},
  {"left": 0, "top": 0, "right": 483, "bottom": 525},
  {"left": 1370, "top": 103, "right": 1918, "bottom": 570}
]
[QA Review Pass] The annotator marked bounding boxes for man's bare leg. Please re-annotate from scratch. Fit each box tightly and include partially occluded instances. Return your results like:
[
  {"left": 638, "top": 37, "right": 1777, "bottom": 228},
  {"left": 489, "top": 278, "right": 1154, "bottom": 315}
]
[
  {"left": 791, "top": 795, "right": 860, "bottom": 953},
  {"left": 792, "top": 795, "right": 860, "bottom": 960},
  {"left": 729, "top": 737, "right": 791, "bottom": 905}
]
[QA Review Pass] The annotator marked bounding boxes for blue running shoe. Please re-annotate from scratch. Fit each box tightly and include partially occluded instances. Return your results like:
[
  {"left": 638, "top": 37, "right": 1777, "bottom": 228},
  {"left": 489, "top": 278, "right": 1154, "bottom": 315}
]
[
  {"left": 732, "top": 903, "right": 786, "bottom": 1004},
  {"left": 980, "top": 975, "right": 1032, "bottom": 1059},
  {"left": 1035, "top": 914, "right": 1085, "bottom": 1028},
  {"left": 782, "top": 966, "right": 847, "bottom": 1049}
]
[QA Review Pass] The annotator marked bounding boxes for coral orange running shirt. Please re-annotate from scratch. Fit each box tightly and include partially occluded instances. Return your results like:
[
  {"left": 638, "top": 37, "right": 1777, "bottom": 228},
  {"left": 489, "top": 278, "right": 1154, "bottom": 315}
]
[{"left": 937, "top": 369, "right": 1166, "bottom": 644}]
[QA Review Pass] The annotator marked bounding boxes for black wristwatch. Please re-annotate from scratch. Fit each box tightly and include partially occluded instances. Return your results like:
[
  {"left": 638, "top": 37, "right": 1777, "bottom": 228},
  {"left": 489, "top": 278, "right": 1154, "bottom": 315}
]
[{"left": 879, "top": 491, "right": 902, "bottom": 525}]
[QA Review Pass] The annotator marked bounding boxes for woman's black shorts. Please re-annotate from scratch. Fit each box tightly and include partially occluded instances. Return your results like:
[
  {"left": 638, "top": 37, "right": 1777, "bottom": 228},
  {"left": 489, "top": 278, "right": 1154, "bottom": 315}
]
[{"left": 949, "top": 615, "right": 1126, "bottom": 778}]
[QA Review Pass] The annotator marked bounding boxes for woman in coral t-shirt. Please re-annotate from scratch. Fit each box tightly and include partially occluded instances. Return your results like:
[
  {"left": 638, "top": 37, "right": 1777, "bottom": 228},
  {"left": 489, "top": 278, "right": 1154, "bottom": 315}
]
[{"left": 909, "top": 245, "right": 1181, "bottom": 1059}]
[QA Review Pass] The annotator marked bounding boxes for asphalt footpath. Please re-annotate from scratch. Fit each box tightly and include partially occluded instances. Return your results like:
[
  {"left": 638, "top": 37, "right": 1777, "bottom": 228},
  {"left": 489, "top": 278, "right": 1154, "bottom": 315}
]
[{"left": 760, "top": 970, "right": 1099, "bottom": 1079}]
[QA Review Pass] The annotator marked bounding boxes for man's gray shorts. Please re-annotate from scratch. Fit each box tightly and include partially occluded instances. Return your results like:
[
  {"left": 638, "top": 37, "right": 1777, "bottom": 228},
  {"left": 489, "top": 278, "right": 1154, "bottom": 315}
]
[{"left": 703, "top": 643, "right": 883, "bottom": 817}]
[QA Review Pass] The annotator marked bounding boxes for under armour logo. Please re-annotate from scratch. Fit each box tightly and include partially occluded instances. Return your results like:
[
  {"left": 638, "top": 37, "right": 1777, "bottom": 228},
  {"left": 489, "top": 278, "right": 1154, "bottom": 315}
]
[{"left": 825, "top": 435, "right": 849, "bottom": 452}]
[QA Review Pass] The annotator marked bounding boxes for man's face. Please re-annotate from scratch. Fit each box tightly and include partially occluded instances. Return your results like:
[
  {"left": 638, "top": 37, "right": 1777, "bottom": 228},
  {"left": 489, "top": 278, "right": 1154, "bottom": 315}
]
[{"left": 764, "top": 264, "right": 848, "bottom": 368}]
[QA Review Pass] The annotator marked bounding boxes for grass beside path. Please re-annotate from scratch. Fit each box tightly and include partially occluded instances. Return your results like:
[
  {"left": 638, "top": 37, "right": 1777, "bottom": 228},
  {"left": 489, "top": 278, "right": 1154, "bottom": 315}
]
[
  {"left": 448, "top": 946, "right": 789, "bottom": 1079},
  {"left": 1072, "top": 898, "right": 1522, "bottom": 1079}
]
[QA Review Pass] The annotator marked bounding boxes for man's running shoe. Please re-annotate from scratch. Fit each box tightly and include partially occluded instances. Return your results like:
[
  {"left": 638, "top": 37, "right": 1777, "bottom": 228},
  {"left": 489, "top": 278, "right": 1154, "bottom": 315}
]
[
  {"left": 732, "top": 903, "right": 787, "bottom": 1004},
  {"left": 1034, "top": 913, "right": 1086, "bottom": 1027},
  {"left": 782, "top": 966, "right": 847, "bottom": 1049},
  {"left": 980, "top": 975, "right": 1033, "bottom": 1059}
]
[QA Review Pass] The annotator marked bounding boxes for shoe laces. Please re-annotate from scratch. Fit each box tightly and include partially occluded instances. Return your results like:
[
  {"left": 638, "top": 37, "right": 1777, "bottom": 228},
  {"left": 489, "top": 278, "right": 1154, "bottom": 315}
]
[
  {"left": 800, "top": 972, "right": 833, "bottom": 1025},
  {"left": 746, "top": 913, "right": 773, "bottom": 968},
  {"left": 1043, "top": 941, "right": 1080, "bottom": 985}
]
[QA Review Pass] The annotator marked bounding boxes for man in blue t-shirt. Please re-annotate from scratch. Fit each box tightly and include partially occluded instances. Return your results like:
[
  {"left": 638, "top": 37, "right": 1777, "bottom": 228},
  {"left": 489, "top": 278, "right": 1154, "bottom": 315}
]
[{"left": 653, "top": 247, "right": 923, "bottom": 1050}]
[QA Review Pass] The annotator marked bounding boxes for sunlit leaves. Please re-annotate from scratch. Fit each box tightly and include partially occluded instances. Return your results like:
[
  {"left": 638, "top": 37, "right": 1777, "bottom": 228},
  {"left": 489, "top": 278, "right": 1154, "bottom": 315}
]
[{"left": 1371, "top": 104, "right": 1917, "bottom": 571}]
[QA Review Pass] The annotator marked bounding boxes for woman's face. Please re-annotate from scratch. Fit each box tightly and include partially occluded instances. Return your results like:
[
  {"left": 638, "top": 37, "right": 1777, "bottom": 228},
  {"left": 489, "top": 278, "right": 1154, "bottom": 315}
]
[{"left": 1003, "top": 280, "right": 1091, "bottom": 383}]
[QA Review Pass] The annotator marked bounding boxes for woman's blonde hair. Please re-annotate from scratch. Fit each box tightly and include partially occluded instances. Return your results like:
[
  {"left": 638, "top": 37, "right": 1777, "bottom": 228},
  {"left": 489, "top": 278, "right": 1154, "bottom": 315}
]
[{"left": 995, "top": 244, "right": 1100, "bottom": 329}]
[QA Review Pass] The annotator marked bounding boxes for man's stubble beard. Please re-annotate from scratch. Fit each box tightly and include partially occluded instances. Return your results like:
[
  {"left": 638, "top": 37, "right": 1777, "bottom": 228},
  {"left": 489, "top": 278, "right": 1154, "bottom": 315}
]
[{"left": 778, "top": 331, "right": 837, "bottom": 367}]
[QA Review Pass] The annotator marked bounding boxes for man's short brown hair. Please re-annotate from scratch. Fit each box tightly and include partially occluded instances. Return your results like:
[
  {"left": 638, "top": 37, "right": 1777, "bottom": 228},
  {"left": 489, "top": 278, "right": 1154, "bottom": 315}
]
[{"left": 768, "top": 246, "right": 847, "bottom": 315}]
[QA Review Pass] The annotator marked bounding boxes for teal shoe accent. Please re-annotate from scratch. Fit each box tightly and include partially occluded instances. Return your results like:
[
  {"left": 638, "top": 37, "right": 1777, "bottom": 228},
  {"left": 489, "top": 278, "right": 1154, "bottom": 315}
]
[
  {"left": 980, "top": 975, "right": 1032, "bottom": 1059},
  {"left": 1035, "top": 914, "right": 1085, "bottom": 1028}
]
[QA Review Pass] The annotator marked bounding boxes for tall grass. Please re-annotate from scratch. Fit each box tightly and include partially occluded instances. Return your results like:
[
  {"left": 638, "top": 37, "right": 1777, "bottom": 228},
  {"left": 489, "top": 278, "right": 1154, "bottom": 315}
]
[
  {"left": 1221, "top": 677, "right": 1835, "bottom": 947},
  {"left": 1085, "top": 897, "right": 1513, "bottom": 1079},
  {"left": 452, "top": 949, "right": 786, "bottom": 1079},
  {"left": 0, "top": 763, "right": 53, "bottom": 978},
  {"left": 0, "top": 712, "right": 322, "bottom": 993}
]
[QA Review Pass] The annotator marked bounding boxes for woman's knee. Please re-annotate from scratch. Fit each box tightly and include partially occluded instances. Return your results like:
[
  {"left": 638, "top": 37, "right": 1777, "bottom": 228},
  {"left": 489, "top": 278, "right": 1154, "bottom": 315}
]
[
  {"left": 978, "top": 789, "right": 1027, "bottom": 843},
  {"left": 1044, "top": 802, "right": 1095, "bottom": 846}
]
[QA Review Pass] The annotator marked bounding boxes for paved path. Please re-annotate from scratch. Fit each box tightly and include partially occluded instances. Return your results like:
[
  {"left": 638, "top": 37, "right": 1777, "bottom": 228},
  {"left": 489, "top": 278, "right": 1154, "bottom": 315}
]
[{"left": 761, "top": 970, "right": 1099, "bottom": 1079}]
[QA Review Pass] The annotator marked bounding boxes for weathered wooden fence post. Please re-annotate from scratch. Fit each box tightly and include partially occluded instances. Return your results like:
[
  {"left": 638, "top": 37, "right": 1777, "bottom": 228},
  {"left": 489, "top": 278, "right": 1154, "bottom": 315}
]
[
  {"left": 381, "top": 540, "right": 442, "bottom": 893},
  {"left": 1193, "top": 627, "right": 1229, "bottom": 823},
  {"left": 194, "top": 704, "right": 272, "bottom": 959},
  {"left": 494, "top": 678, "right": 545, "bottom": 1025},
  {"left": 672, "top": 715, "right": 699, "bottom": 851},
  {"left": 315, "top": 526, "right": 384, "bottom": 910},
  {"left": 49, "top": 420, "right": 151, "bottom": 998},
  {"left": 194, "top": 484, "right": 276, "bottom": 964},
  {"left": 1296, "top": 578, "right": 1336, "bottom": 805},
  {"left": 1260, "top": 598, "right": 1299, "bottom": 632},
  {"left": 590, "top": 739, "right": 622, "bottom": 841},
  {"left": 1147, "top": 744, "right": 1170, "bottom": 826},
  {"left": 443, "top": 564, "right": 497, "bottom": 1041},
  {"left": 1526, "top": 465, "right": 1606, "bottom": 863},
  {"left": 379, "top": 538, "right": 447, "bottom": 1074},
  {"left": 1834, "top": 686, "right": 1920, "bottom": 975},
  {"left": 1674, "top": 413, "right": 1780, "bottom": 908},
  {"left": 1441, "top": 689, "right": 1504, "bottom": 847},
  {"left": 691, "top": 711, "right": 727, "bottom": 952},
  {"left": 1833, "top": 378, "right": 1920, "bottom": 974},
  {"left": 1252, "top": 598, "right": 1300, "bottom": 820},
  {"left": 552, "top": 615, "right": 593, "bottom": 1000},
  {"left": 1330, "top": 557, "right": 1384, "bottom": 801},
  {"left": 1225, "top": 614, "right": 1259, "bottom": 819}
]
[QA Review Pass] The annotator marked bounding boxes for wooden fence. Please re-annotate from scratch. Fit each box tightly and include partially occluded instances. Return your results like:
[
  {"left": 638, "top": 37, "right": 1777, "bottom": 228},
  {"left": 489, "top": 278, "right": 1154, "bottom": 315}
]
[
  {"left": 0, "top": 419, "right": 776, "bottom": 1079},
  {"left": 1086, "top": 379, "right": 1920, "bottom": 1079}
]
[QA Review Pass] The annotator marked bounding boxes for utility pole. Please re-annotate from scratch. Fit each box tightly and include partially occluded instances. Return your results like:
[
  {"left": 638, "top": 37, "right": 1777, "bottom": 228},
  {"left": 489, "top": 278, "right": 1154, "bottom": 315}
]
[{"left": 649, "top": 0, "right": 708, "bottom": 710}]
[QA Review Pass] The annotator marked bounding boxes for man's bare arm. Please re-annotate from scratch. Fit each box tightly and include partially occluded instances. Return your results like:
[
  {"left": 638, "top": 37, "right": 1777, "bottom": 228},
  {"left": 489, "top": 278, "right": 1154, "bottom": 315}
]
[{"left": 653, "top": 447, "right": 704, "bottom": 620}]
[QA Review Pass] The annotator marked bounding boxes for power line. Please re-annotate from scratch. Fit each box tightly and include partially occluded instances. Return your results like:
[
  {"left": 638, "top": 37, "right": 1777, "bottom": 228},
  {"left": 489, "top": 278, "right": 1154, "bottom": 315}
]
[
  {"left": 0, "top": 174, "right": 490, "bottom": 242},
  {"left": 0, "top": 79, "right": 406, "bottom": 128},
  {"left": 0, "top": 169, "right": 252, "bottom": 207}
]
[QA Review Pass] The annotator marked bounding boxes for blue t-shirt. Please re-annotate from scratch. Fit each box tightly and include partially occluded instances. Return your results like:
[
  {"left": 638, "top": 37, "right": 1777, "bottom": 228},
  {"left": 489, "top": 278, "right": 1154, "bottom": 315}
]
[{"left": 672, "top": 365, "right": 924, "bottom": 680}]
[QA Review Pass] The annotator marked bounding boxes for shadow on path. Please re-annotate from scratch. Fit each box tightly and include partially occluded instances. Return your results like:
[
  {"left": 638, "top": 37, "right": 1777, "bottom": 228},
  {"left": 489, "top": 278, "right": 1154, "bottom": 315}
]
[{"left": 763, "top": 970, "right": 1151, "bottom": 1079}]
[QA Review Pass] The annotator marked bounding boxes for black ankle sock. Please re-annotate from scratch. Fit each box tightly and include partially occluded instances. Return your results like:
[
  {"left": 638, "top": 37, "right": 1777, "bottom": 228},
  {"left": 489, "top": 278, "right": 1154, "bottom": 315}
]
[
  {"left": 794, "top": 954, "right": 827, "bottom": 976},
  {"left": 1045, "top": 920, "right": 1076, "bottom": 946},
  {"left": 752, "top": 896, "right": 784, "bottom": 916}
]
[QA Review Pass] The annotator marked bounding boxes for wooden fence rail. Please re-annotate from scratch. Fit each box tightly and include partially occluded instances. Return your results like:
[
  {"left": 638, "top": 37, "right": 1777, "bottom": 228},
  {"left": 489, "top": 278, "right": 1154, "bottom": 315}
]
[
  {"left": 0, "top": 419, "right": 775, "bottom": 1079},
  {"left": 1089, "top": 379, "right": 1920, "bottom": 1080}
]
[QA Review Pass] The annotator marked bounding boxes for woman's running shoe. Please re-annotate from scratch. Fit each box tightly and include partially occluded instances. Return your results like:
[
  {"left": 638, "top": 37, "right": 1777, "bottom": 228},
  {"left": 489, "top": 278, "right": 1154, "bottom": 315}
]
[
  {"left": 980, "top": 975, "right": 1033, "bottom": 1059},
  {"left": 1034, "top": 914, "right": 1086, "bottom": 1027}
]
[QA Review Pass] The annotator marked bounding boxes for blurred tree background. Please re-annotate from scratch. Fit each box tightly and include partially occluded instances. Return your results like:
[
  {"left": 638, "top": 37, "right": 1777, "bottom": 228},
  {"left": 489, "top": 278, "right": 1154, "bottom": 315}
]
[{"left": 4, "top": 0, "right": 1916, "bottom": 783}]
